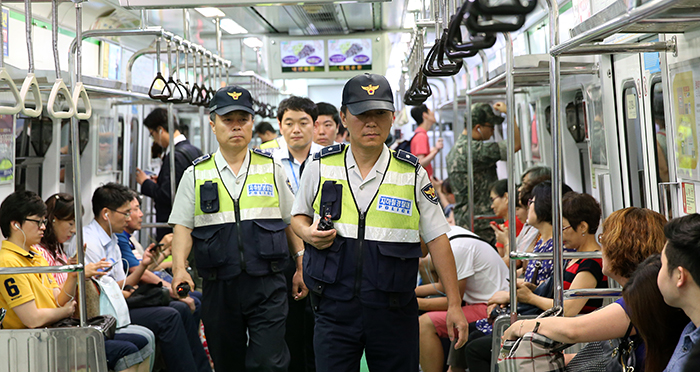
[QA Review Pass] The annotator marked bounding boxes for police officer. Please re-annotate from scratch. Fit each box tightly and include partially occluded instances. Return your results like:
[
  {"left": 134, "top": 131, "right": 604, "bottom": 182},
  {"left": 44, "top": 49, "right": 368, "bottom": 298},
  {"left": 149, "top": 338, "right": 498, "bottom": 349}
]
[
  {"left": 169, "top": 85, "right": 308, "bottom": 371},
  {"left": 291, "top": 73, "right": 468, "bottom": 372}
]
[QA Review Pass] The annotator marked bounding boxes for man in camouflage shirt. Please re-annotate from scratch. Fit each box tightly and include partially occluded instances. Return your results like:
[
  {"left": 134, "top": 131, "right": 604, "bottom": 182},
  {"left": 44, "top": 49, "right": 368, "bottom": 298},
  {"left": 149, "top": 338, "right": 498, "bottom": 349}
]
[{"left": 446, "top": 102, "right": 521, "bottom": 243}]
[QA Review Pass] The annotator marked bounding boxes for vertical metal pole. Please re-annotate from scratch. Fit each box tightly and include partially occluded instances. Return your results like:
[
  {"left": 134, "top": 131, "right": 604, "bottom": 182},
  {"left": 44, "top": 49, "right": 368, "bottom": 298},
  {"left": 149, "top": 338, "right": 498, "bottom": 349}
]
[
  {"left": 504, "top": 32, "right": 519, "bottom": 323},
  {"left": 183, "top": 9, "right": 190, "bottom": 40},
  {"left": 546, "top": 0, "right": 564, "bottom": 308},
  {"left": 140, "top": 9, "right": 147, "bottom": 29},
  {"left": 168, "top": 103, "right": 176, "bottom": 205},
  {"left": 71, "top": 1, "right": 87, "bottom": 327},
  {"left": 215, "top": 18, "right": 222, "bottom": 57},
  {"left": 466, "top": 98, "right": 474, "bottom": 232}
]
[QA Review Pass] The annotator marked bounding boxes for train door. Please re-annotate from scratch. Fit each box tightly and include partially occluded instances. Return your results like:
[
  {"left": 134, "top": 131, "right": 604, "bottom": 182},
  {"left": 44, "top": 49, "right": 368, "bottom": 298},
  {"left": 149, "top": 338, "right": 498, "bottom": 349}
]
[{"left": 612, "top": 49, "right": 669, "bottom": 211}]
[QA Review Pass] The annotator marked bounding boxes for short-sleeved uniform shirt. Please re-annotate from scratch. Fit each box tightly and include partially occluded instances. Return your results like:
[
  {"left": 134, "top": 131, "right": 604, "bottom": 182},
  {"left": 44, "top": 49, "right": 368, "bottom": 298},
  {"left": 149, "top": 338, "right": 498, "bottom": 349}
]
[
  {"left": 291, "top": 144, "right": 450, "bottom": 244},
  {"left": 0, "top": 240, "right": 60, "bottom": 329},
  {"left": 169, "top": 149, "right": 296, "bottom": 228},
  {"left": 270, "top": 142, "right": 323, "bottom": 194},
  {"left": 446, "top": 134, "right": 508, "bottom": 242},
  {"left": 411, "top": 127, "right": 433, "bottom": 177}
]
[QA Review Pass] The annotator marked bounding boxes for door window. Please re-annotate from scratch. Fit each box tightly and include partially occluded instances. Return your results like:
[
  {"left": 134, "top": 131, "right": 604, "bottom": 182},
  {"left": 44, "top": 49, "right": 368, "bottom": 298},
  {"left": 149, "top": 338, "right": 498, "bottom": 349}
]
[{"left": 622, "top": 83, "right": 645, "bottom": 207}]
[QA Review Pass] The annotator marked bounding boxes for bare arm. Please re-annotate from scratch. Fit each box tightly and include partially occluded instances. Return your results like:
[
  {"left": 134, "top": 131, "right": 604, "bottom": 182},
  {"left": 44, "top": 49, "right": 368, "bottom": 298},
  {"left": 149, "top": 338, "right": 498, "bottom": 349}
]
[
  {"left": 503, "top": 302, "right": 631, "bottom": 343},
  {"left": 516, "top": 271, "right": 598, "bottom": 316},
  {"left": 417, "top": 279, "right": 467, "bottom": 312},
  {"left": 426, "top": 234, "right": 468, "bottom": 347},
  {"left": 286, "top": 225, "right": 308, "bottom": 300},
  {"left": 13, "top": 299, "right": 76, "bottom": 328},
  {"left": 170, "top": 224, "right": 194, "bottom": 295}
]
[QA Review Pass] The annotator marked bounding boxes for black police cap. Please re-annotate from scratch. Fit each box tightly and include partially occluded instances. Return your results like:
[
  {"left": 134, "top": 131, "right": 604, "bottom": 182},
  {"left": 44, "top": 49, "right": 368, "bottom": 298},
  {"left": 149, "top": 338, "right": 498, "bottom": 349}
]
[
  {"left": 209, "top": 86, "right": 255, "bottom": 116},
  {"left": 342, "top": 73, "right": 395, "bottom": 115}
]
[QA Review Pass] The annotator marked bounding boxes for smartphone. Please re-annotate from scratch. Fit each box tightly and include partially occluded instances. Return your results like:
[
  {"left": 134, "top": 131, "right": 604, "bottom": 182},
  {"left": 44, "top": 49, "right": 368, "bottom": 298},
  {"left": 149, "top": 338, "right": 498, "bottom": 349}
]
[
  {"left": 98, "top": 260, "right": 120, "bottom": 272},
  {"left": 142, "top": 169, "right": 156, "bottom": 177},
  {"left": 149, "top": 243, "right": 164, "bottom": 253}
]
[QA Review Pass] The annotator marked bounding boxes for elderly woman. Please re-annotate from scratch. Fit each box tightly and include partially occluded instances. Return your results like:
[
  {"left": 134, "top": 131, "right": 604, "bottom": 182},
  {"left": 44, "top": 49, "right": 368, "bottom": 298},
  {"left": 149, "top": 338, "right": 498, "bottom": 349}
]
[{"left": 502, "top": 207, "right": 668, "bottom": 370}]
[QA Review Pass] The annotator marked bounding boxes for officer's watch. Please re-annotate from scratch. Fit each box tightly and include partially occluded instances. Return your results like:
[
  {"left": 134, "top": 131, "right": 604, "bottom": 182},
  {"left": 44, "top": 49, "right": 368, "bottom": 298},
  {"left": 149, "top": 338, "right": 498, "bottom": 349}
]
[{"left": 293, "top": 249, "right": 305, "bottom": 259}]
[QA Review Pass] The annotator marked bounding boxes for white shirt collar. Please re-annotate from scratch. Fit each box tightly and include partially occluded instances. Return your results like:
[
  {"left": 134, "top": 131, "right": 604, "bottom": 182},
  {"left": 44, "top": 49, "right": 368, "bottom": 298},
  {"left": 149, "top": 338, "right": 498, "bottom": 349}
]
[
  {"left": 174, "top": 134, "right": 187, "bottom": 146},
  {"left": 346, "top": 144, "right": 390, "bottom": 178}
]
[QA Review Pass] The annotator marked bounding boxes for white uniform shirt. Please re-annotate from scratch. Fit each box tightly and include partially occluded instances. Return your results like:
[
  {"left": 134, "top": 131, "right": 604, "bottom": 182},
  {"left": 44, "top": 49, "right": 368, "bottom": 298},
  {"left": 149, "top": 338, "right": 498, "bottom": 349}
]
[
  {"left": 444, "top": 225, "right": 509, "bottom": 304},
  {"left": 291, "top": 144, "right": 450, "bottom": 243},
  {"left": 82, "top": 219, "right": 127, "bottom": 283},
  {"left": 168, "top": 149, "right": 296, "bottom": 228},
  {"left": 270, "top": 142, "right": 324, "bottom": 194}
]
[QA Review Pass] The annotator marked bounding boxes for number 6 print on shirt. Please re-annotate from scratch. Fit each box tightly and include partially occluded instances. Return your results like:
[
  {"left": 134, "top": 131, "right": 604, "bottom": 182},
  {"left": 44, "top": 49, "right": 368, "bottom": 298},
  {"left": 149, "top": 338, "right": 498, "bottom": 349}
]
[{"left": 4, "top": 278, "right": 19, "bottom": 297}]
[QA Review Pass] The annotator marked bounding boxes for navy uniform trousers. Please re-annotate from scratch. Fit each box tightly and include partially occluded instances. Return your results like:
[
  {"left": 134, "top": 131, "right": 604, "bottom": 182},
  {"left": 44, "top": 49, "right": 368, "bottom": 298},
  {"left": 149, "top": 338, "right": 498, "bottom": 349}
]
[
  {"left": 313, "top": 295, "right": 419, "bottom": 372},
  {"left": 201, "top": 271, "right": 290, "bottom": 371}
]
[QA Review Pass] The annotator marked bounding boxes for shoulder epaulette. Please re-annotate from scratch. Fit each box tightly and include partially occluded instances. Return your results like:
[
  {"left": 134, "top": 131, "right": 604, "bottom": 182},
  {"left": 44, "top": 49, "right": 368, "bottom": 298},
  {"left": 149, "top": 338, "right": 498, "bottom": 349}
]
[
  {"left": 252, "top": 148, "right": 273, "bottom": 158},
  {"left": 192, "top": 153, "right": 212, "bottom": 165},
  {"left": 393, "top": 149, "right": 419, "bottom": 167},
  {"left": 318, "top": 143, "right": 345, "bottom": 159}
]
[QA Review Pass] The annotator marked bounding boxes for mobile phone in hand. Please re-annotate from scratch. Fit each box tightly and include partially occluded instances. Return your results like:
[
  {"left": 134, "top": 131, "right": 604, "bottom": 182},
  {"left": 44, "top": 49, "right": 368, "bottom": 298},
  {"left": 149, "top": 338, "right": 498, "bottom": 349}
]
[{"left": 98, "top": 260, "right": 120, "bottom": 272}]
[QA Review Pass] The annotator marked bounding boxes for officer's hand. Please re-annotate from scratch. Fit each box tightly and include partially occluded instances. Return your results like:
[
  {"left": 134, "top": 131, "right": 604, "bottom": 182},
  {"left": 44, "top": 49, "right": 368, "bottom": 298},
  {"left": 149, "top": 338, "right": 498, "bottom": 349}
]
[
  {"left": 292, "top": 269, "right": 308, "bottom": 301},
  {"left": 171, "top": 271, "right": 195, "bottom": 298},
  {"left": 446, "top": 305, "right": 469, "bottom": 349},
  {"left": 135, "top": 168, "right": 148, "bottom": 185},
  {"left": 306, "top": 218, "right": 336, "bottom": 250}
]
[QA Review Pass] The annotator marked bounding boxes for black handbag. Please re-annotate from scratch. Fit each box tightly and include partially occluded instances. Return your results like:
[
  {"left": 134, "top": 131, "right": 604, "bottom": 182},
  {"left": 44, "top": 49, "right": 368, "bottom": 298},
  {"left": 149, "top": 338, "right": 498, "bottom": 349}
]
[
  {"left": 125, "top": 282, "right": 173, "bottom": 309},
  {"left": 52, "top": 315, "right": 117, "bottom": 339},
  {"left": 565, "top": 323, "right": 638, "bottom": 372},
  {"left": 489, "top": 277, "right": 555, "bottom": 323}
]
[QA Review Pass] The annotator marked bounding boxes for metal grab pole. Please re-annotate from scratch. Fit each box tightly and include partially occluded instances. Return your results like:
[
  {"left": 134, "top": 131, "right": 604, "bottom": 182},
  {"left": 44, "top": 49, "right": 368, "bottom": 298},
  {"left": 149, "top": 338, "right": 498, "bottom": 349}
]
[
  {"left": 71, "top": 1, "right": 87, "bottom": 327},
  {"left": 168, "top": 103, "right": 176, "bottom": 205},
  {"left": 546, "top": 0, "right": 564, "bottom": 309},
  {"left": 504, "top": 32, "right": 518, "bottom": 324}
]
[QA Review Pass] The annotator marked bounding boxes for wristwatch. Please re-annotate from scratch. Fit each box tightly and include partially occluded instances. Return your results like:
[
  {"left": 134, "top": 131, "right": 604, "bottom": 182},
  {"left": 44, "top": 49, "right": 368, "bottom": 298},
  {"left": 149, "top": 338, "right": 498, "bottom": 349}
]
[{"left": 293, "top": 249, "right": 305, "bottom": 259}]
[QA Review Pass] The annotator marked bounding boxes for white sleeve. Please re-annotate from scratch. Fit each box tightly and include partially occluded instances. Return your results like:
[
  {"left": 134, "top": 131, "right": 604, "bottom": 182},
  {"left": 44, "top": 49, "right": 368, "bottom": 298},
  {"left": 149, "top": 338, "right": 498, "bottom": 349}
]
[
  {"left": 415, "top": 167, "right": 451, "bottom": 243},
  {"left": 274, "top": 160, "right": 296, "bottom": 224},
  {"left": 453, "top": 243, "right": 475, "bottom": 280},
  {"left": 291, "top": 158, "right": 321, "bottom": 218},
  {"left": 83, "top": 237, "right": 102, "bottom": 265},
  {"left": 168, "top": 166, "right": 196, "bottom": 229}
]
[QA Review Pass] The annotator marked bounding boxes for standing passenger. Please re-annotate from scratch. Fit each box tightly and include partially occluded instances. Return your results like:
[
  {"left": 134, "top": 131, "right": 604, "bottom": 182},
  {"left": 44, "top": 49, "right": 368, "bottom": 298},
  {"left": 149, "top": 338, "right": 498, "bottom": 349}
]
[
  {"left": 169, "top": 85, "right": 308, "bottom": 371},
  {"left": 135, "top": 108, "right": 202, "bottom": 241},
  {"left": 446, "top": 102, "right": 521, "bottom": 243},
  {"left": 291, "top": 73, "right": 467, "bottom": 372},
  {"left": 410, "top": 104, "right": 443, "bottom": 178},
  {"left": 314, "top": 102, "right": 341, "bottom": 148}
]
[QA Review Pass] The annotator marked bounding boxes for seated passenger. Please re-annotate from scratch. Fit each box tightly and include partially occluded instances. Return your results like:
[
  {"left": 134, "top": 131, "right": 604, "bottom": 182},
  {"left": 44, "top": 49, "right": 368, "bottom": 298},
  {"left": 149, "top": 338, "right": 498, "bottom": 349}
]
[
  {"left": 83, "top": 183, "right": 211, "bottom": 372},
  {"left": 432, "top": 176, "right": 456, "bottom": 225},
  {"left": 488, "top": 179, "right": 524, "bottom": 261},
  {"left": 0, "top": 191, "right": 151, "bottom": 372},
  {"left": 623, "top": 255, "right": 688, "bottom": 372},
  {"left": 418, "top": 225, "right": 509, "bottom": 372},
  {"left": 502, "top": 207, "right": 668, "bottom": 371},
  {"left": 657, "top": 213, "right": 700, "bottom": 372}
]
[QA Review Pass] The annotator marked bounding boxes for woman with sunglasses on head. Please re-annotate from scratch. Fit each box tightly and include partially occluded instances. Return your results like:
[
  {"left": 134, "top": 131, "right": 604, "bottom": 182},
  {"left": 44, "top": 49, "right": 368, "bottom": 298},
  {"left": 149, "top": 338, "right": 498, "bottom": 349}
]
[{"left": 22, "top": 192, "right": 154, "bottom": 372}]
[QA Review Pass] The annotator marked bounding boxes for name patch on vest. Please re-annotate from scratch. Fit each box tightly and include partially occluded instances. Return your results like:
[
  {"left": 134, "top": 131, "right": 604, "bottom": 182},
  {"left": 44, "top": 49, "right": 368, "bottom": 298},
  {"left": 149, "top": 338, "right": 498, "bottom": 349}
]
[
  {"left": 247, "top": 183, "right": 274, "bottom": 197},
  {"left": 377, "top": 195, "right": 413, "bottom": 216}
]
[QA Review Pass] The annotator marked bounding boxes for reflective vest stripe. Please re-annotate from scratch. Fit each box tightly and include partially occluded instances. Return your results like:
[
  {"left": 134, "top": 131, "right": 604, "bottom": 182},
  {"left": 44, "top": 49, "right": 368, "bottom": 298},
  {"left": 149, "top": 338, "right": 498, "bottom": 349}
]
[
  {"left": 194, "top": 208, "right": 283, "bottom": 227},
  {"left": 382, "top": 170, "right": 415, "bottom": 186},
  {"left": 319, "top": 164, "right": 347, "bottom": 181}
]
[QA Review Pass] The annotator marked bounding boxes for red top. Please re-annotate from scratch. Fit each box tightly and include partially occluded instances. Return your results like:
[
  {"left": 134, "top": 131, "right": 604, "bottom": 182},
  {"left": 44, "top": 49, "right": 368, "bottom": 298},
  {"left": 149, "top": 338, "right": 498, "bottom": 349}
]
[
  {"left": 411, "top": 127, "right": 432, "bottom": 177},
  {"left": 495, "top": 217, "right": 524, "bottom": 249}
]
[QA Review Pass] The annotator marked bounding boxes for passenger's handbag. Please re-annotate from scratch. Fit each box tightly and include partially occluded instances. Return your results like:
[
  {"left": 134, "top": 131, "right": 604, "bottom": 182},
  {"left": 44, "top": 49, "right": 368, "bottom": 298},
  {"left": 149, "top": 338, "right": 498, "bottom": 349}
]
[
  {"left": 51, "top": 315, "right": 118, "bottom": 339},
  {"left": 497, "top": 307, "right": 572, "bottom": 372},
  {"left": 125, "top": 282, "right": 173, "bottom": 309},
  {"left": 93, "top": 275, "right": 131, "bottom": 328},
  {"left": 489, "top": 277, "right": 555, "bottom": 324},
  {"left": 564, "top": 323, "right": 638, "bottom": 372}
]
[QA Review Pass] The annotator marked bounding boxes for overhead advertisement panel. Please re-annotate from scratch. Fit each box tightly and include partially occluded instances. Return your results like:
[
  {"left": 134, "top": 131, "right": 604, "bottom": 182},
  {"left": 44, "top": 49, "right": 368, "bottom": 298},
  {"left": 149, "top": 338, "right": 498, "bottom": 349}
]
[
  {"left": 328, "top": 39, "right": 372, "bottom": 71},
  {"left": 280, "top": 40, "right": 325, "bottom": 73}
]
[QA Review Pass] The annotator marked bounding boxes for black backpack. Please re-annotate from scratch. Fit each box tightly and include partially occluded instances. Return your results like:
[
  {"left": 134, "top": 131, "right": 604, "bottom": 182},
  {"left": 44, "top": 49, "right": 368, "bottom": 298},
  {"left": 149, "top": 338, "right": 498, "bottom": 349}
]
[{"left": 396, "top": 135, "right": 414, "bottom": 153}]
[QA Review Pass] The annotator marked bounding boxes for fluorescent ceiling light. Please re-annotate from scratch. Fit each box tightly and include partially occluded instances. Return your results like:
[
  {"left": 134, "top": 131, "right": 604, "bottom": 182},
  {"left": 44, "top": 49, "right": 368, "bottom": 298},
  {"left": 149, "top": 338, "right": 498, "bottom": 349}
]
[
  {"left": 195, "top": 7, "right": 225, "bottom": 18},
  {"left": 243, "top": 37, "right": 263, "bottom": 49},
  {"left": 403, "top": 14, "right": 416, "bottom": 29},
  {"left": 406, "top": 0, "right": 422, "bottom": 12},
  {"left": 220, "top": 18, "right": 248, "bottom": 35}
]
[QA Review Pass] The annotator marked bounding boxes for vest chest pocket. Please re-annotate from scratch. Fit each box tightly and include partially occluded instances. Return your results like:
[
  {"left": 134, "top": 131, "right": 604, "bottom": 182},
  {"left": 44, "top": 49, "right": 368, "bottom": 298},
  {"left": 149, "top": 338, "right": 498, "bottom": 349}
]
[
  {"left": 252, "top": 219, "right": 289, "bottom": 260},
  {"left": 375, "top": 243, "right": 423, "bottom": 292},
  {"left": 306, "top": 239, "right": 345, "bottom": 284},
  {"left": 191, "top": 224, "right": 230, "bottom": 268}
]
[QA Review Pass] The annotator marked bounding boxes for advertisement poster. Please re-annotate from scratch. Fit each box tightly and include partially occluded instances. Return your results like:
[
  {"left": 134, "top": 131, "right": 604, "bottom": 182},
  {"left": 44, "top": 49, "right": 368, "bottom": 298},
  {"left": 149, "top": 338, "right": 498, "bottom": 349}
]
[
  {"left": 2, "top": 8, "right": 7, "bottom": 57},
  {"left": 280, "top": 40, "right": 324, "bottom": 73},
  {"left": 669, "top": 65, "right": 699, "bottom": 180},
  {"left": 328, "top": 39, "right": 372, "bottom": 71},
  {"left": 0, "top": 114, "right": 13, "bottom": 183},
  {"left": 101, "top": 42, "right": 122, "bottom": 81}
]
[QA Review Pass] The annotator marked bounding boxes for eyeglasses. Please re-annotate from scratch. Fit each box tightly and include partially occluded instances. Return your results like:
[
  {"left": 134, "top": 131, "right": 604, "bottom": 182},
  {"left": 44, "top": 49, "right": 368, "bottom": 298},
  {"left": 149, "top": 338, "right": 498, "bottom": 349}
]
[
  {"left": 528, "top": 198, "right": 535, "bottom": 206},
  {"left": 0, "top": 307, "right": 6, "bottom": 326},
  {"left": 25, "top": 218, "right": 48, "bottom": 227},
  {"left": 562, "top": 225, "right": 572, "bottom": 231},
  {"left": 109, "top": 208, "right": 131, "bottom": 218}
]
